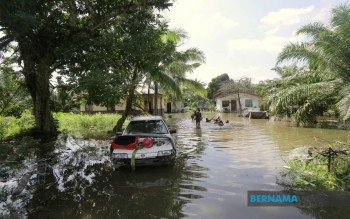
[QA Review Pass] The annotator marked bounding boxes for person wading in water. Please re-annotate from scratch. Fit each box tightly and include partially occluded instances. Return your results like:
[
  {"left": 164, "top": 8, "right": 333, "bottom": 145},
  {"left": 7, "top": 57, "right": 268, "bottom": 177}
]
[{"left": 195, "top": 108, "right": 202, "bottom": 127}]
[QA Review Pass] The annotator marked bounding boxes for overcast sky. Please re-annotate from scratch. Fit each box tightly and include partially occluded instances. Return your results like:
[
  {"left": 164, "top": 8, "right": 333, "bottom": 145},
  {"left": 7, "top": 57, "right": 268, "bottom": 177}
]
[{"left": 162, "top": 0, "right": 346, "bottom": 85}]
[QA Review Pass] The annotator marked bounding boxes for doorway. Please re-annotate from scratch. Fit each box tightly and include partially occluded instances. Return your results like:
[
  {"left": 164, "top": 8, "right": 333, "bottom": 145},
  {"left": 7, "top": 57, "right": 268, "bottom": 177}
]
[
  {"left": 167, "top": 102, "right": 171, "bottom": 113},
  {"left": 231, "top": 100, "right": 237, "bottom": 112}
]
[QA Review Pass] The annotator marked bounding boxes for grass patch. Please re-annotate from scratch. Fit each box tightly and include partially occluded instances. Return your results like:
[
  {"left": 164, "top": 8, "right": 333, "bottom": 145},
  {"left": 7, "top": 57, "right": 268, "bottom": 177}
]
[
  {"left": 53, "top": 112, "right": 123, "bottom": 139},
  {"left": 0, "top": 111, "right": 125, "bottom": 140}
]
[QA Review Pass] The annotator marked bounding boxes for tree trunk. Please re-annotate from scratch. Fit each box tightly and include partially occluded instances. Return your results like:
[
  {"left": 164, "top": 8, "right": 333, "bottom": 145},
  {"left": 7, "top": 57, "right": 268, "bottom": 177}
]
[
  {"left": 237, "top": 92, "right": 242, "bottom": 115},
  {"left": 23, "top": 58, "right": 58, "bottom": 141},
  {"left": 148, "top": 81, "right": 151, "bottom": 114},
  {"left": 113, "top": 92, "right": 133, "bottom": 132},
  {"left": 113, "top": 70, "right": 138, "bottom": 132},
  {"left": 154, "top": 82, "right": 158, "bottom": 115}
]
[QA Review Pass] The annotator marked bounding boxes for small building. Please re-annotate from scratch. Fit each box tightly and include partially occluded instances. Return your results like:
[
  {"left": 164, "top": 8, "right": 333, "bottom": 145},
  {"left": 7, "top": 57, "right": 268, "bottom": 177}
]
[
  {"left": 80, "top": 86, "right": 165, "bottom": 115},
  {"left": 215, "top": 92, "right": 260, "bottom": 113},
  {"left": 165, "top": 100, "right": 184, "bottom": 113}
]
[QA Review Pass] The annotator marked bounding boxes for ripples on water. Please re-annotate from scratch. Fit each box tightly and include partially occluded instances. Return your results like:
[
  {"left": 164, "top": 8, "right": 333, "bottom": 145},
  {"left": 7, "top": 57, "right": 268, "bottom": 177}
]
[{"left": 25, "top": 113, "right": 350, "bottom": 219}]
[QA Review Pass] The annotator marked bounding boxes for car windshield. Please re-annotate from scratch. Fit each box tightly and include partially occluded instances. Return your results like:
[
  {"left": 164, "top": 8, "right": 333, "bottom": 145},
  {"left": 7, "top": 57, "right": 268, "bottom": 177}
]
[{"left": 124, "top": 120, "right": 168, "bottom": 134}]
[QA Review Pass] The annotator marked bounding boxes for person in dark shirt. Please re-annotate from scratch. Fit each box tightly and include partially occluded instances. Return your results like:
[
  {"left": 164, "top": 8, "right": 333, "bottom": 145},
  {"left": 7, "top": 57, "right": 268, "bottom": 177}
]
[{"left": 195, "top": 108, "right": 202, "bottom": 127}]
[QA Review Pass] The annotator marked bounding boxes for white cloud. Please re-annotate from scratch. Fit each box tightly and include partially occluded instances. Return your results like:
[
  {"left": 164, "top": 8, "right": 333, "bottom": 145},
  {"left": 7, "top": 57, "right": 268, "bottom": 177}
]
[
  {"left": 228, "top": 28, "right": 307, "bottom": 53},
  {"left": 311, "top": 7, "right": 331, "bottom": 22},
  {"left": 163, "top": 1, "right": 238, "bottom": 41},
  {"left": 163, "top": 0, "right": 341, "bottom": 84},
  {"left": 265, "top": 27, "right": 279, "bottom": 35},
  {"left": 228, "top": 35, "right": 290, "bottom": 52},
  {"left": 261, "top": 6, "right": 315, "bottom": 27},
  {"left": 241, "top": 66, "right": 261, "bottom": 72},
  {"left": 167, "top": 12, "right": 238, "bottom": 40},
  {"left": 208, "top": 13, "right": 238, "bottom": 29}
]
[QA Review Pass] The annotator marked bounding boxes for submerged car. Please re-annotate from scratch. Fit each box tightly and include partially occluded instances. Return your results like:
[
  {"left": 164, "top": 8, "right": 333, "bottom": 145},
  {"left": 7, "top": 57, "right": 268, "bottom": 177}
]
[{"left": 110, "top": 116, "right": 176, "bottom": 167}]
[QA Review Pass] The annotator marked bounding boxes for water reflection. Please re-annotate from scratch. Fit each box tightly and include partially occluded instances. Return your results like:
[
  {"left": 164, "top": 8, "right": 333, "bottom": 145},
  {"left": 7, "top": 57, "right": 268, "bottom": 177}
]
[{"left": 24, "top": 113, "right": 350, "bottom": 219}]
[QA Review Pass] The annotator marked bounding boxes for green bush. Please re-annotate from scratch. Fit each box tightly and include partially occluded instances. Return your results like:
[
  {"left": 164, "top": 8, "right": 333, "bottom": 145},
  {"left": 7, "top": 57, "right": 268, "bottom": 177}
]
[
  {"left": 279, "top": 147, "right": 350, "bottom": 191},
  {"left": 0, "top": 110, "right": 35, "bottom": 140}
]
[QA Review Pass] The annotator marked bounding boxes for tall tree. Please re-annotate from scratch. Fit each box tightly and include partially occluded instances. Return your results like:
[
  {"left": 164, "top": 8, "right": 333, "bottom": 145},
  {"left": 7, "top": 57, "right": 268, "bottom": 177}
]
[
  {"left": 106, "top": 13, "right": 182, "bottom": 131},
  {"left": 160, "top": 29, "right": 206, "bottom": 104},
  {"left": 0, "top": 0, "right": 172, "bottom": 139},
  {"left": 207, "top": 73, "right": 230, "bottom": 99}
]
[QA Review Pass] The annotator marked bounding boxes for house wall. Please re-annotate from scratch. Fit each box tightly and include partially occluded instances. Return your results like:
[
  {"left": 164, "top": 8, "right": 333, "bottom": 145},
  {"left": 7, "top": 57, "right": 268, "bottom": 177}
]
[
  {"left": 143, "top": 94, "right": 164, "bottom": 114},
  {"left": 80, "top": 95, "right": 164, "bottom": 114},
  {"left": 80, "top": 104, "right": 108, "bottom": 112},
  {"left": 215, "top": 93, "right": 260, "bottom": 112},
  {"left": 165, "top": 100, "right": 184, "bottom": 113}
]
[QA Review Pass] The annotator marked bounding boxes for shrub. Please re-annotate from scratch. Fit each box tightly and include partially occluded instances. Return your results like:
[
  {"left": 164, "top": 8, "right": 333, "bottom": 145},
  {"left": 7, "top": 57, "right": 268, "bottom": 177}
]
[
  {"left": 279, "top": 146, "right": 350, "bottom": 191},
  {"left": 0, "top": 110, "right": 35, "bottom": 140}
]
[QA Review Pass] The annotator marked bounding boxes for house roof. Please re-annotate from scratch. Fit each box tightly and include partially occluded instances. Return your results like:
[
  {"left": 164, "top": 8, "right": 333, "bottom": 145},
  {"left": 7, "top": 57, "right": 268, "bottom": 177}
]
[{"left": 215, "top": 91, "right": 261, "bottom": 99}]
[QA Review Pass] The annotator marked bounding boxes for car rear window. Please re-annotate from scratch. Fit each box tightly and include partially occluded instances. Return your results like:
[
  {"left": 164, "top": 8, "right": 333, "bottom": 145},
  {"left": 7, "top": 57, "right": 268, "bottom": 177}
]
[{"left": 124, "top": 120, "right": 168, "bottom": 134}]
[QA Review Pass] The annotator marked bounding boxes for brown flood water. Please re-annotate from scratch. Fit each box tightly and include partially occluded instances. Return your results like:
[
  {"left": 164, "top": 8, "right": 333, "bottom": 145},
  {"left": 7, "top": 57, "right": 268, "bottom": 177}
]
[{"left": 27, "top": 113, "right": 350, "bottom": 219}]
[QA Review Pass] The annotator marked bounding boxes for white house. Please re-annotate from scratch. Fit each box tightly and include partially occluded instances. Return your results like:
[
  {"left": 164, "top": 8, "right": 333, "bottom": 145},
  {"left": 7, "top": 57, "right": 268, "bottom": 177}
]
[{"left": 215, "top": 92, "right": 261, "bottom": 113}]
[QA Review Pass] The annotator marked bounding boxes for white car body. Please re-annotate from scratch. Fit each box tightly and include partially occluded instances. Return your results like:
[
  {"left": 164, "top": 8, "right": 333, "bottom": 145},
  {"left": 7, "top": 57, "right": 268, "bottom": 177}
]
[{"left": 110, "top": 116, "right": 176, "bottom": 166}]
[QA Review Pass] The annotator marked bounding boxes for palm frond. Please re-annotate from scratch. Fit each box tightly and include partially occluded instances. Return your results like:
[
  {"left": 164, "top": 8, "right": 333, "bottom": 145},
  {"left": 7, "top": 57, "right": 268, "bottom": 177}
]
[
  {"left": 166, "top": 62, "right": 201, "bottom": 76},
  {"left": 148, "top": 70, "right": 182, "bottom": 99},
  {"left": 337, "top": 84, "right": 350, "bottom": 120},
  {"left": 268, "top": 80, "right": 341, "bottom": 118},
  {"left": 276, "top": 42, "right": 320, "bottom": 65},
  {"left": 179, "top": 78, "right": 207, "bottom": 96},
  {"left": 331, "top": 4, "right": 350, "bottom": 32},
  {"left": 176, "top": 48, "right": 206, "bottom": 63},
  {"left": 161, "top": 28, "right": 188, "bottom": 44},
  {"left": 296, "top": 22, "right": 328, "bottom": 39}
]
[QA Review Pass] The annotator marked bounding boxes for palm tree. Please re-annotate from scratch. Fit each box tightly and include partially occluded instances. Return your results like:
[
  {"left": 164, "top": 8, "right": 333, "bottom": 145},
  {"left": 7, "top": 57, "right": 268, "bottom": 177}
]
[
  {"left": 159, "top": 29, "right": 206, "bottom": 111},
  {"left": 267, "top": 67, "right": 339, "bottom": 125},
  {"left": 272, "top": 3, "right": 350, "bottom": 124}
]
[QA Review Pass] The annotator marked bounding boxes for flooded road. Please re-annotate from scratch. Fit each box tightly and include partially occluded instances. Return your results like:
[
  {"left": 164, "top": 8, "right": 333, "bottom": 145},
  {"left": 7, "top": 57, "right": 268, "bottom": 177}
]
[{"left": 27, "top": 113, "right": 350, "bottom": 219}]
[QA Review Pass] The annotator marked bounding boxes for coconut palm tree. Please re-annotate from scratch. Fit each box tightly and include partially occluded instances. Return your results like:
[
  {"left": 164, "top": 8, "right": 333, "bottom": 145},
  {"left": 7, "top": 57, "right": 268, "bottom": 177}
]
[
  {"left": 272, "top": 3, "right": 350, "bottom": 124},
  {"left": 159, "top": 28, "right": 206, "bottom": 111},
  {"left": 165, "top": 47, "right": 206, "bottom": 91}
]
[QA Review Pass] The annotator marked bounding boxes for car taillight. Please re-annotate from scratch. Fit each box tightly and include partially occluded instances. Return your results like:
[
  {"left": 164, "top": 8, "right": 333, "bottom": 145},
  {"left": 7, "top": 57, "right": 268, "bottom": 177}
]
[{"left": 142, "top": 138, "right": 153, "bottom": 148}]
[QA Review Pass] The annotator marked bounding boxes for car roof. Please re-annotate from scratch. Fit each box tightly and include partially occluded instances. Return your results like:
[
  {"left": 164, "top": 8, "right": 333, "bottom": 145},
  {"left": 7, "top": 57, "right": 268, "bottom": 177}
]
[{"left": 130, "top": 116, "right": 164, "bottom": 121}]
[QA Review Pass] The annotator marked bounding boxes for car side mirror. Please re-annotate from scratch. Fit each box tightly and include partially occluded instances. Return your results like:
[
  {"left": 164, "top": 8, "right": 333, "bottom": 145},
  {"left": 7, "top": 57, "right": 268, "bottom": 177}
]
[
  {"left": 115, "top": 132, "right": 123, "bottom": 136},
  {"left": 169, "top": 129, "right": 177, "bottom": 134}
]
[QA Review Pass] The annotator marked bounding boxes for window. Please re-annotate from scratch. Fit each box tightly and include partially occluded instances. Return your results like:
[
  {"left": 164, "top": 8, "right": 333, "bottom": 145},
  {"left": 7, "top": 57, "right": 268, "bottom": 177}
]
[
  {"left": 245, "top": 99, "right": 253, "bottom": 107},
  {"left": 85, "top": 104, "right": 92, "bottom": 112},
  {"left": 124, "top": 120, "right": 168, "bottom": 134},
  {"left": 222, "top": 101, "right": 229, "bottom": 107}
]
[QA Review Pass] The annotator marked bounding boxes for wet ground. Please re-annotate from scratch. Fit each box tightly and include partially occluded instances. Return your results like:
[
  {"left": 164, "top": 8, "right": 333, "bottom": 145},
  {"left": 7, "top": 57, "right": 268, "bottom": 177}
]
[{"left": 2, "top": 113, "right": 350, "bottom": 219}]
